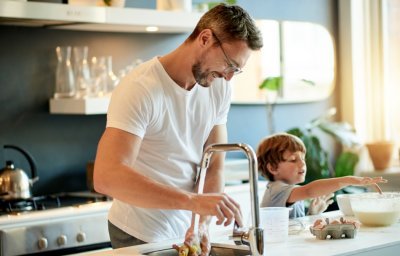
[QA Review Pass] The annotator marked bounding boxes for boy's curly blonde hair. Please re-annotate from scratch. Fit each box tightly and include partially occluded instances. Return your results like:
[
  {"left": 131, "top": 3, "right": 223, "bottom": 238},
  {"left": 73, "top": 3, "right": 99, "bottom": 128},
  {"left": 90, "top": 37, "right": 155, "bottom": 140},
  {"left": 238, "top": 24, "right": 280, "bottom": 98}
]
[{"left": 256, "top": 133, "right": 306, "bottom": 181}]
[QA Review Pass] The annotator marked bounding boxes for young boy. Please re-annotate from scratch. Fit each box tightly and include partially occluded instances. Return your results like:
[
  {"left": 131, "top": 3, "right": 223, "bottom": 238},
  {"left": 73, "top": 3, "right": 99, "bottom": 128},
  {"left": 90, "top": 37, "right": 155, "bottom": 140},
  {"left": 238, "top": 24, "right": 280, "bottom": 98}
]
[{"left": 257, "top": 133, "right": 387, "bottom": 218}]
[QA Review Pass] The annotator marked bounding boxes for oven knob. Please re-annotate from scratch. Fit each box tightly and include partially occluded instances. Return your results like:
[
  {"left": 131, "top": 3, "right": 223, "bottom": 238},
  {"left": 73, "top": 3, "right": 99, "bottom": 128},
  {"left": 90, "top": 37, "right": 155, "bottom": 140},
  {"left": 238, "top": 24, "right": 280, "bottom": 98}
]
[
  {"left": 38, "top": 237, "right": 48, "bottom": 250},
  {"left": 76, "top": 232, "right": 86, "bottom": 243},
  {"left": 57, "top": 235, "right": 68, "bottom": 246}
]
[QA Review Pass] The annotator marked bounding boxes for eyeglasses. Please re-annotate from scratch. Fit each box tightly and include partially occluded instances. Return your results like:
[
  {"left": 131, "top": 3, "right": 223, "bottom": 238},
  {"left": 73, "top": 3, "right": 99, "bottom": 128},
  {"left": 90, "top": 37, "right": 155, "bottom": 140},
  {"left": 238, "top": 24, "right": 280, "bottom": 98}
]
[{"left": 211, "top": 32, "right": 243, "bottom": 76}]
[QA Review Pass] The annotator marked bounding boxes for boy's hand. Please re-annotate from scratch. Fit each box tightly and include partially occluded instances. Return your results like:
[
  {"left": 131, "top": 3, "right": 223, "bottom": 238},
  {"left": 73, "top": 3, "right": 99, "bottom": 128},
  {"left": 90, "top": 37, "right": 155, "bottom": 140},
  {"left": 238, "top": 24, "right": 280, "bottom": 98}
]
[
  {"left": 344, "top": 176, "right": 387, "bottom": 194},
  {"left": 308, "top": 193, "right": 334, "bottom": 215},
  {"left": 346, "top": 176, "right": 387, "bottom": 186}
]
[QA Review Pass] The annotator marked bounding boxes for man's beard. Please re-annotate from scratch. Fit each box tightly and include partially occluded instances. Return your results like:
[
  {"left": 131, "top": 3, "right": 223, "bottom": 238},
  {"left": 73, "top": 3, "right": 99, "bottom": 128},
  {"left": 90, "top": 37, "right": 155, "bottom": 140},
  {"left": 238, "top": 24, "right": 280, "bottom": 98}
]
[{"left": 192, "top": 61, "right": 218, "bottom": 88}]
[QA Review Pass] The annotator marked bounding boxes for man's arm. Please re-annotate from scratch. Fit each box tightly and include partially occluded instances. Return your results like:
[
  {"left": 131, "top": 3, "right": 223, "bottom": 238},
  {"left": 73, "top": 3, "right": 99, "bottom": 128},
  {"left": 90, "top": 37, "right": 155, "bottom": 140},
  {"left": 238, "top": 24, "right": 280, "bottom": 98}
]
[
  {"left": 202, "top": 124, "right": 227, "bottom": 195},
  {"left": 94, "top": 127, "right": 192, "bottom": 209},
  {"left": 94, "top": 127, "right": 242, "bottom": 225}
]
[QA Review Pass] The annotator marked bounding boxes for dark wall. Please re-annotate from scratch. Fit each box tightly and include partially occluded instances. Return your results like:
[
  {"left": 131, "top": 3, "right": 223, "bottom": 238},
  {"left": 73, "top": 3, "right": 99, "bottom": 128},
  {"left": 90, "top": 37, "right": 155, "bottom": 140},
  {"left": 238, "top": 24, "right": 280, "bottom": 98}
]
[
  {"left": 0, "top": 0, "right": 338, "bottom": 195},
  {"left": 0, "top": 27, "right": 188, "bottom": 195}
]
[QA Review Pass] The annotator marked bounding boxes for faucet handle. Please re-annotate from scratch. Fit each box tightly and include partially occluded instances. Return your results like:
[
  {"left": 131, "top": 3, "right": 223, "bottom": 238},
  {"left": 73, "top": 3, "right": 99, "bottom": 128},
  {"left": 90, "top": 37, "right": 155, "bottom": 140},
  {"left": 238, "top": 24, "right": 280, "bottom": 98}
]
[{"left": 232, "top": 221, "right": 250, "bottom": 246}]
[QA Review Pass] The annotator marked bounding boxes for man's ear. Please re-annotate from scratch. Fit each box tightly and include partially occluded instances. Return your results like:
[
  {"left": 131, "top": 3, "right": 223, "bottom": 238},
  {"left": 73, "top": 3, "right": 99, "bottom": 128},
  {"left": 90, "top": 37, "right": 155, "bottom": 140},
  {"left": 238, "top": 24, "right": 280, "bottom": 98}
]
[{"left": 198, "top": 29, "right": 213, "bottom": 48}]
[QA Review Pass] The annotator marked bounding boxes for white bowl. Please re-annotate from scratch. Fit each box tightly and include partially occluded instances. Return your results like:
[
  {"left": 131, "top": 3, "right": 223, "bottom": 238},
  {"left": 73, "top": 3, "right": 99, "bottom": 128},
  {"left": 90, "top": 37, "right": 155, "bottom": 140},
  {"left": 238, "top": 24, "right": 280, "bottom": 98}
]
[
  {"left": 350, "top": 192, "right": 400, "bottom": 226},
  {"left": 336, "top": 194, "right": 354, "bottom": 216}
]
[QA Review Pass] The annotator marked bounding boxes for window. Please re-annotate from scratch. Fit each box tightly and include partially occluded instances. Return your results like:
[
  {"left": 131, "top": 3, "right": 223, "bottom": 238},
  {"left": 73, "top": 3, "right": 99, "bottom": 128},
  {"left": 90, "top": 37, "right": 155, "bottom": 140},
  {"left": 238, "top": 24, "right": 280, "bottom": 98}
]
[
  {"left": 382, "top": 0, "right": 400, "bottom": 154},
  {"left": 339, "top": 0, "right": 399, "bottom": 169}
]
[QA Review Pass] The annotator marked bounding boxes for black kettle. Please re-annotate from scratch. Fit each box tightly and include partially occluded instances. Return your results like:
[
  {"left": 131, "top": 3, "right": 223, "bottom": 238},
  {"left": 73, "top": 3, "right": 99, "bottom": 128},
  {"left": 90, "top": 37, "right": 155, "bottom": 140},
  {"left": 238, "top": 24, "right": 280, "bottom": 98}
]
[{"left": 0, "top": 145, "right": 39, "bottom": 200}]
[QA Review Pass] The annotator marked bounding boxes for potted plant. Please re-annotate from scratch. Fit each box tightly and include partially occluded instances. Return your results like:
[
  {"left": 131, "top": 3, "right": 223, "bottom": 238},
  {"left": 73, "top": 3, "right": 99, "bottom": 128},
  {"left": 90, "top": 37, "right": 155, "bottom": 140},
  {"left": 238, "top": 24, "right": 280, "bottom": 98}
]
[{"left": 286, "top": 108, "right": 362, "bottom": 184}]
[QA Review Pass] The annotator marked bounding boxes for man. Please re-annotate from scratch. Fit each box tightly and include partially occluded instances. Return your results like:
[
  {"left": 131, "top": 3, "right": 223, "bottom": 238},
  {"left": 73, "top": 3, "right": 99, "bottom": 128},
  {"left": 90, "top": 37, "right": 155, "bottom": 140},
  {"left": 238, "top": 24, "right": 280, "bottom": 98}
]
[{"left": 94, "top": 3, "right": 263, "bottom": 255}]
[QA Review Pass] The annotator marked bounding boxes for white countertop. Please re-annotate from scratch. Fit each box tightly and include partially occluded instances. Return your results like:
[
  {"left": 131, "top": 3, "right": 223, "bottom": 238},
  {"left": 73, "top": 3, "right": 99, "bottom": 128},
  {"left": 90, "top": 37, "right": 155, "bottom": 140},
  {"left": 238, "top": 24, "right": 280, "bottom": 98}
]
[{"left": 80, "top": 210, "right": 400, "bottom": 256}]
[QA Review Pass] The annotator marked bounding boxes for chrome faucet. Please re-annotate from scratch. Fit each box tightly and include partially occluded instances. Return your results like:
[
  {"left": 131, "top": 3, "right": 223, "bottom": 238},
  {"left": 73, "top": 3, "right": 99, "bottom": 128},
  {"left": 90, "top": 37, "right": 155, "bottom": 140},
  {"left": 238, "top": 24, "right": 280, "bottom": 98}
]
[{"left": 196, "top": 143, "right": 264, "bottom": 256}]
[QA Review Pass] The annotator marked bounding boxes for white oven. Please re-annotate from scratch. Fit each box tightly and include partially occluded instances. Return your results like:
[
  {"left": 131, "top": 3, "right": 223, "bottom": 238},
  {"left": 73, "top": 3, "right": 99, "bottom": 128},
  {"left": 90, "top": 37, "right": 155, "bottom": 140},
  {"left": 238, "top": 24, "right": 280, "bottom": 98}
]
[{"left": 0, "top": 193, "right": 112, "bottom": 256}]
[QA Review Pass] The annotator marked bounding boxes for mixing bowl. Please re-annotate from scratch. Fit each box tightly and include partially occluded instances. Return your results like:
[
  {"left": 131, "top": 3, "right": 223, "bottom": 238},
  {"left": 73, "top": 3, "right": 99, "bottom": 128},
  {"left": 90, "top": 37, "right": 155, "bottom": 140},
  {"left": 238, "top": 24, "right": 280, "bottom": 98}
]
[
  {"left": 336, "top": 194, "right": 354, "bottom": 216},
  {"left": 350, "top": 192, "right": 400, "bottom": 227}
]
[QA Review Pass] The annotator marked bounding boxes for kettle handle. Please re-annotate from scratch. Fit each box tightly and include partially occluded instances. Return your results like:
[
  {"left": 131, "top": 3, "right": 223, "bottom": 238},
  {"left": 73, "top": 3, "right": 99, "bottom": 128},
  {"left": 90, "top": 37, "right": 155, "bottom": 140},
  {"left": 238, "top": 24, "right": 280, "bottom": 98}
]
[{"left": 4, "top": 145, "right": 38, "bottom": 182}]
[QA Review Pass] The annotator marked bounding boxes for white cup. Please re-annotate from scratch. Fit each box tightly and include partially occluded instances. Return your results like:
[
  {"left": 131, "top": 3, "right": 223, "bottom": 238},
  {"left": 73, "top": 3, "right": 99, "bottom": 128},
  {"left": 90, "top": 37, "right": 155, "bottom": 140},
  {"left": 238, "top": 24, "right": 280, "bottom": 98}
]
[{"left": 260, "top": 207, "right": 290, "bottom": 243}]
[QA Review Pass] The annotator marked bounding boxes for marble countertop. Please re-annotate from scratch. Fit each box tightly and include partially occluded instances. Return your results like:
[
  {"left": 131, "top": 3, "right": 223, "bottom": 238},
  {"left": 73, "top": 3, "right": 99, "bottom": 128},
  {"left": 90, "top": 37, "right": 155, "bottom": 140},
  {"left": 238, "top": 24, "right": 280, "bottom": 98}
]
[{"left": 80, "top": 210, "right": 400, "bottom": 256}]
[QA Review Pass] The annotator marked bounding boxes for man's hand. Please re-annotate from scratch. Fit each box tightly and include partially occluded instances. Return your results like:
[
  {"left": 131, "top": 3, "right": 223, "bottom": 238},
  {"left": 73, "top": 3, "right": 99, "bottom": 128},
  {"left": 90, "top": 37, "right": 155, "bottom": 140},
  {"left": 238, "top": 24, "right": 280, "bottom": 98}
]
[
  {"left": 191, "top": 193, "right": 243, "bottom": 227},
  {"left": 308, "top": 193, "right": 334, "bottom": 215},
  {"left": 179, "top": 221, "right": 210, "bottom": 256}
]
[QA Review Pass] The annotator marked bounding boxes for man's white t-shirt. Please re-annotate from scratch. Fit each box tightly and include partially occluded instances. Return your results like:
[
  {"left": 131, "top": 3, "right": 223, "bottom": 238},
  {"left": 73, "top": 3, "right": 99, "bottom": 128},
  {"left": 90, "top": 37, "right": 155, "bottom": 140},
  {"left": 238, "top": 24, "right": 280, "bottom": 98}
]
[{"left": 106, "top": 57, "right": 232, "bottom": 242}]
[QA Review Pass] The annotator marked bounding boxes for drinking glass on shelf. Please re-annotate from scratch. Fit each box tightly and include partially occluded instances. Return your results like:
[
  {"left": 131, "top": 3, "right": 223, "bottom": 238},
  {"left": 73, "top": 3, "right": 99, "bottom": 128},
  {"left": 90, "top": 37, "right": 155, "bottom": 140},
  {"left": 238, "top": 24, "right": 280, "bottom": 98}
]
[
  {"left": 73, "top": 46, "right": 91, "bottom": 98},
  {"left": 54, "top": 46, "right": 76, "bottom": 98}
]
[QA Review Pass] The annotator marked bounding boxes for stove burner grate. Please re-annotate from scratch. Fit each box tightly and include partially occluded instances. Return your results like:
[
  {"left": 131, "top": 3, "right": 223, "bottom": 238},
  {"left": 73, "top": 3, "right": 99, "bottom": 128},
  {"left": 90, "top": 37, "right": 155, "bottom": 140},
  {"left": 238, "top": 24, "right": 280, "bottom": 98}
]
[
  {"left": 0, "top": 196, "right": 60, "bottom": 214},
  {"left": 0, "top": 193, "right": 110, "bottom": 215}
]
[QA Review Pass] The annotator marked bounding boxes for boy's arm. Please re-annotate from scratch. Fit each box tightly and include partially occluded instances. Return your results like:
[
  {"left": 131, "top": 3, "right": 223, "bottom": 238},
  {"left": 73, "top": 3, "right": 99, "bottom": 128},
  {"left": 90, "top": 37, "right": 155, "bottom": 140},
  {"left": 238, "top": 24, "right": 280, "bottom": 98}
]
[{"left": 287, "top": 176, "right": 387, "bottom": 203}]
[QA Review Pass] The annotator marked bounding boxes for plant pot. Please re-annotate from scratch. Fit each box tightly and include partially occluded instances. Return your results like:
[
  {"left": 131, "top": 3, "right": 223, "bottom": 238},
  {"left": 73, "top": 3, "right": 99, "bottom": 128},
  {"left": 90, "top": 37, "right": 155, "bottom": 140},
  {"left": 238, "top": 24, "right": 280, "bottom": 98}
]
[{"left": 366, "top": 141, "right": 394, "bottom": 171}]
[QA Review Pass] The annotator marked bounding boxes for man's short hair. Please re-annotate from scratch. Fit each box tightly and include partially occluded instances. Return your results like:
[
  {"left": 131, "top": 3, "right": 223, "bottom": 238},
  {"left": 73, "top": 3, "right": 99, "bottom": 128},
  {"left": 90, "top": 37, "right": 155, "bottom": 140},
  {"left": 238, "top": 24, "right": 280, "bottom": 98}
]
[{"left": 187, "top": 4, "right": 263, "bottom": 50}]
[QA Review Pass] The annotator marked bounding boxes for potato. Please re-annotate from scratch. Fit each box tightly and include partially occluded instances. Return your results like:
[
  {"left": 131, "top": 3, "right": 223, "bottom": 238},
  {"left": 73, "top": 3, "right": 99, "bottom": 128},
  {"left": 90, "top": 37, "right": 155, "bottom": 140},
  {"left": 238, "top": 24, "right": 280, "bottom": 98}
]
[{"left": 173, "top": 244, "right": 200, "bottom": 256}]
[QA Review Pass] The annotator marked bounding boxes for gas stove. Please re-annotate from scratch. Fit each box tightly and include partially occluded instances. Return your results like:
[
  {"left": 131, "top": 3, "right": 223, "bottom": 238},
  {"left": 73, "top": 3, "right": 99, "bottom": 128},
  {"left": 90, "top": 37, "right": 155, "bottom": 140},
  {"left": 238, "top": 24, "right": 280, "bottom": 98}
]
[{"left": 0, "top": 192, "right": 112, "bottom": 256}]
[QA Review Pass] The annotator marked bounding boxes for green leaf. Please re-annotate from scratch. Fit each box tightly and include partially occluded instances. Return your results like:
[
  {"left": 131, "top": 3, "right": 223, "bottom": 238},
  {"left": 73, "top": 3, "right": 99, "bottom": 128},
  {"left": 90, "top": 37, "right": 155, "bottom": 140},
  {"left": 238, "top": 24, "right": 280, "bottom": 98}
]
[
  {"left": 225, "top": 0, "right": 237, "bottom": 4},
  {"left": 259, "top": 77, "right": 283, "bottom": 91},
  {"left": 335, "top": 152, "right": 359, "bottom": 177},
  {"left": 286, "top": 128, "right": 304, "bottom": 138},
  {"left": 317, "top": 121, "right": 362, "bottom": 148}
]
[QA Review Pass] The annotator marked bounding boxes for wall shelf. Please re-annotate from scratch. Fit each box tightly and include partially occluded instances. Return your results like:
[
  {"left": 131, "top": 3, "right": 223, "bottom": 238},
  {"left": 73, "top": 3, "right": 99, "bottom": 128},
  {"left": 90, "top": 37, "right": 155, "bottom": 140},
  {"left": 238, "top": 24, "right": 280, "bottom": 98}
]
[
  {"left": 0, "top": 1, "right": 202, "bottom": 33},
  {"left": 49, "top": 97, "right": 110, "bottom": 115},
  {"left": 0, "top": 0, "right": 202, "bottom": 115}
]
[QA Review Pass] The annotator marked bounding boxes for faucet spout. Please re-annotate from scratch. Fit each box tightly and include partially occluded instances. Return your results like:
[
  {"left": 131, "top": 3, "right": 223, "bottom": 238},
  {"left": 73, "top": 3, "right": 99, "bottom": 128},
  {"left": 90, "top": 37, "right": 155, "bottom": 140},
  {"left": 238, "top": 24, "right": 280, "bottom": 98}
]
[{"left": 197, "top": 143, "right": 264, "bottom": 256}]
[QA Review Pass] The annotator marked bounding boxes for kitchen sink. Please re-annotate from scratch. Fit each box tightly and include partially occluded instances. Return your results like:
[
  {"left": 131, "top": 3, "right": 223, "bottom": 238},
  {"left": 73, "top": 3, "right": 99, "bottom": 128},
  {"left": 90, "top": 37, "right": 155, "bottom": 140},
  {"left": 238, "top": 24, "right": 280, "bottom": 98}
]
[{"left": 143, "top": 245, "right": 251, "bottom": 256}]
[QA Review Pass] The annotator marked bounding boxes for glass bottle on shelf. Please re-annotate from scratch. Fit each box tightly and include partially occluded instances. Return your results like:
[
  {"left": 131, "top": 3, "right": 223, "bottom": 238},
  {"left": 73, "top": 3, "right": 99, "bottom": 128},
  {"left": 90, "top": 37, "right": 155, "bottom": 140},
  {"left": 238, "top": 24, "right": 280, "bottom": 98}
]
[
  {"left": 105, "top": 56, "right": 119, "bottom": 94},
  {"left": 90, "top": 56, "right": 107, "bottom": 97},
  {"left": 89, "top": 56, "right": 120, "bottom": 97},
  {"left": 54, "top": 46, "right": 75, "bottom": 98},
  {"left": 73, "top": 46, "right": 91, "bottom": 98}
]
